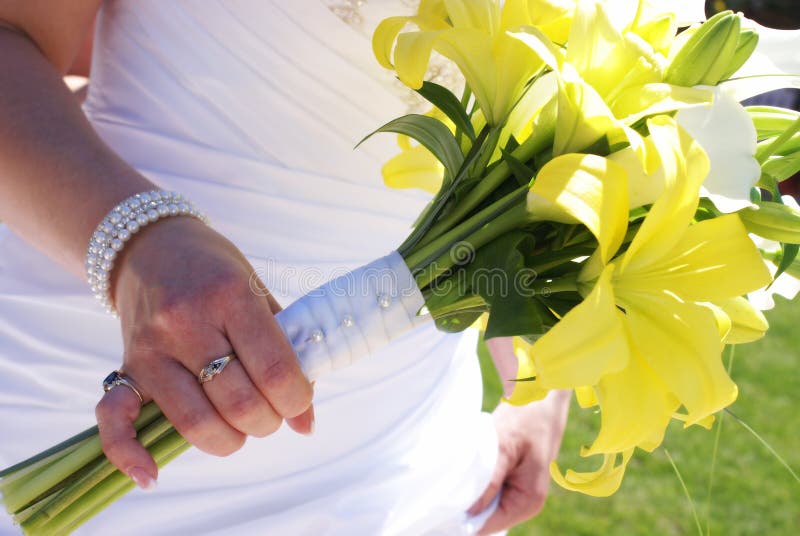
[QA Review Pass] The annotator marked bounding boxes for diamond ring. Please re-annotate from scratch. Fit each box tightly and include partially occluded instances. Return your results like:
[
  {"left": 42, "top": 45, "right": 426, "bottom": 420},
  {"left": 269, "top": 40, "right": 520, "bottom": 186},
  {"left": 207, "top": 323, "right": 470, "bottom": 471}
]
[
  {"left": 198, "top": 354, "right": 236, "bottom": 384},
  {"left": 102, "top": 370, "right": 144, "bottom": 404}
]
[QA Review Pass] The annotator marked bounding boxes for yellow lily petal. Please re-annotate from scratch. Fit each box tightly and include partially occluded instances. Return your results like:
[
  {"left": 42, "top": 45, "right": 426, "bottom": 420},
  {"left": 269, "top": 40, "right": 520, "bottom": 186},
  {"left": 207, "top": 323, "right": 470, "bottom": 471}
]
[
  {"left": 395, "top": 30, "right": 443, "bottom": 88},
  {"left": 507, "top": 25, "right": 566, "bottom": 73},
  {"left": 608, "top": 139, "right": 665, "bottom": 209},
  {"left": 575, "top": 385, "right": 598, "bottom": 408},
  {"left": 531, "top": 265, "right": 630, "bottom": 389},
  {"left": 372, "top": 17, "right": 415, "bottom": 69},
  {"left": 529, "top": 153, "right": 629, "bottom": 265},
  {"left": 492, "top": 33, "right": 546, "bottom": 125},
  {"left": 618, "top": 214, "right": 774, "bottom": 303},
  {"left": 554, "top": 73, "right": 623, "bottom": 155},
  {"left": 434, "top": 29, "right": 499, "bottom": 122},
  {"left": 505, "top": 338, "right": 550, "bottom": 405},
  {"left": 618, "top": 115, "right": 708, "bottom": 274},
  {"left": 382, "top": 143, "right": 444, "bottom": 194},
  {"left": 611, "top": 83, "right": 712, "bottom": 124},
  {"left": 622, "top": 293, "right": 738, "bottom": 425},
  {"left": 550, "top": 448, "right": 635, "bottom": 497},
  {"left": 587, "top": 349, "right": 679, "bottom": 455},
  {"left": 714, "top": 296, "right": 769, "bottom": 344},
  {"left": 444, "top": 0, "right": 501, "bottom": 34},
  {"left": 567, "top": 0, "right": 640, "bottom": 99}
]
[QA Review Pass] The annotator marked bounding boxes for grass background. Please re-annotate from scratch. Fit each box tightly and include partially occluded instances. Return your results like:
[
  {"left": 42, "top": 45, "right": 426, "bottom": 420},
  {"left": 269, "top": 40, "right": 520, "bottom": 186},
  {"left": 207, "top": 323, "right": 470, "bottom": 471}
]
[{"left": 478, "top": 296, "right": 800, "bottom": 535}]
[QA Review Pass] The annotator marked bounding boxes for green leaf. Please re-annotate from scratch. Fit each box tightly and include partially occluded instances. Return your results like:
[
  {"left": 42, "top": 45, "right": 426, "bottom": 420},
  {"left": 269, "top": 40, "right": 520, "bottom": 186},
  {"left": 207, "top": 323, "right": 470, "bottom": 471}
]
[
  {"left": 358, "top": 114, "right": 464, "bottom": 181},
  {"left": 500, "top": 146, "right": 536, "bottom": 187},
  {"left": 775, "top": 243, "right": 799, "bottom": 281},
  {"left": 416, "top": 81, "right": 476, "bottom": 141},
  {"left": 763, "top": 155, "right": 800, "bottom": 183},
  {"left": 467, "top": 232, "right": 549, "bottom": 339}
]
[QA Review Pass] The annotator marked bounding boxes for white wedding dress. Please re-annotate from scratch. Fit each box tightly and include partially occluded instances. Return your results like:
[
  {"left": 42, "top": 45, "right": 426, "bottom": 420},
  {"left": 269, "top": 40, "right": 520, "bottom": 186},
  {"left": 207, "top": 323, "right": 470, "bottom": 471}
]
[{"left": 0, "top": 1, "right": 500, "bottom": 535}]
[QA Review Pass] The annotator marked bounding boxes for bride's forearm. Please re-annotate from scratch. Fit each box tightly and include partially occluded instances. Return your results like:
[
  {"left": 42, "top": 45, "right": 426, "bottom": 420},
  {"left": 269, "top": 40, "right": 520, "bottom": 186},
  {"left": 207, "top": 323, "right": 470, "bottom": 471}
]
[{"left": 0, "top": 27, "right": 155, "bottom": 277}]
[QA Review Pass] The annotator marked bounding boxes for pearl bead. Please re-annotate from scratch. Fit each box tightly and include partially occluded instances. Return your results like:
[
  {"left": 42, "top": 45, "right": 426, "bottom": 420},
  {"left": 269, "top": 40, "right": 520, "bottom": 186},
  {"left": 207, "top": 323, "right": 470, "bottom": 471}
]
[
  {"left": 128, "top": 197, "right": 141, "bottom": 208},
  {"left": 342, "top": 315, "right": 354, "bottom": 328},
  {"left": 109, "top": 211, "right": 122, "bottom": 224},
  {"left": 100, "top": 259, "right": 113, "bottom": 271},
  {"left": 147, "top": 209, "right": 159, "bottom": 222},
  {"left": 103, "top": 248, "right": 116, "bottom": 261},
  {"left": 118, "top": 228, "right": 132, "bottom": 241},
  {"left": 310, "top": 330, "right": 324, "bottom": 343},
  {"left": 127, "top": 220, "right": 140, "bottom": 233},
  {"left": 119, "top": 205, "right": 132, "bottom": 217},
  {"left": 136, "top": 213, "right": 149, "bottom": 226},
  {"left": 93, "top": 231, "right": 107, "bottom": 244},
  {"left": 139, "top": 192, "right": 152, "bottom": 203},
  {"left": 151, "top": 191, "right": 162, "bottom": 201},
  {"left": 377, "top": 293, "right": 391, "bottom": 309},
  {"left": 110, "top": 238, "right": 123, "bottom": 251},
  {"left": 101, "top": 222, "right": 114, "bottom": 234},
  {"left": 168, "top": 203, "right": 179, "bottom": 216},
  {"left": 157, "top": 204, "right": 170, "bottom": 216},
  {"left": 86, "top": 254, "right": 98, "bottom": 266},
  {"left": 178, "top": 202, "right": 190, "bottom": 214}
]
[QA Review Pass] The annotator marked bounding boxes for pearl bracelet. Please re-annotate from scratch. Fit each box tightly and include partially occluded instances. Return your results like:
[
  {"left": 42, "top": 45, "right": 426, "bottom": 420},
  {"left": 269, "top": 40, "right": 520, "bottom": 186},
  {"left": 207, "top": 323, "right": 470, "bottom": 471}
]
[{"left": 86, "top": 190, "right": 208, "bottom": 315}]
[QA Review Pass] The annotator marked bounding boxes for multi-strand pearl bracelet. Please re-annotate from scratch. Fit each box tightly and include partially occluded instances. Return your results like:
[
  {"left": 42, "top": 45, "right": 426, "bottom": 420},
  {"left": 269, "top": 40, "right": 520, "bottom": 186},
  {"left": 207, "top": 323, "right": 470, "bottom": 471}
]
[{"left": 86, "top": 190, "right": 208, "bottom": 315}]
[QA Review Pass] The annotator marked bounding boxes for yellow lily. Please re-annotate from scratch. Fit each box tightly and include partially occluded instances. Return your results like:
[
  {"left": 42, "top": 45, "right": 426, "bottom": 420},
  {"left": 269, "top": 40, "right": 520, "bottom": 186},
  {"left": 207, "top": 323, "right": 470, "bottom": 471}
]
[
  {"left": 382, "top": 135, "right": 445, "bottom": 194},
  {"left": 373, "top": 0, "right": 572, "bottom": 126},
  {"left": 508, "top": 0, "right": 712, "bottom": 156},
  {"left": 515, "top": 115, "right": 772, "bottom": 496}
]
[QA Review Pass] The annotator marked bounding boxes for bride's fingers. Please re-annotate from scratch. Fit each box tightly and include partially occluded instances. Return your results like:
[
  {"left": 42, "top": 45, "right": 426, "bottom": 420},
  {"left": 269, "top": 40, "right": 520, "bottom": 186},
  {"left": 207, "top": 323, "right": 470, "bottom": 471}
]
[
  {"left": 286, "top": 405, "right": 315, "bottom": 435},
  {"left": 224, "top": 296, "right": 314, "bottom": 422},
  {"left": 95, "top": 384, "right": 158, "bottom": 490},
  {"left": 144, "top": 359, "right": 246, "bottom": 457},
  {"left": 200, "top": 357, "right": 283, "bottom": 437}
]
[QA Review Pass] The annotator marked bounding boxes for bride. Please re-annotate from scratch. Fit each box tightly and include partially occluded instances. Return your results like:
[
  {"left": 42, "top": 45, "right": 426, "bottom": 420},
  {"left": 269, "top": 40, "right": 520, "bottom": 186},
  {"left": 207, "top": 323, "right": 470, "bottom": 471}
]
[{"left": 0, "top": 1, "right": 569, "bottom": 534}]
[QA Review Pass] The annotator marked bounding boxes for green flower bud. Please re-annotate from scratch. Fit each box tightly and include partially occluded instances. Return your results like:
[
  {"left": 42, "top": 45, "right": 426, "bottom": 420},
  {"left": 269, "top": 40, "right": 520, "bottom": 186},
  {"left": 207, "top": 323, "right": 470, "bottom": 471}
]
[
  {"left": 664, "top": 11, "right": 741, "bottom": 87},
  {"left": 721, "top": 28, "right": 759, "bottom": 80},
  {"left": 738, "top": 201, "right": 800, "bottom": 244}
]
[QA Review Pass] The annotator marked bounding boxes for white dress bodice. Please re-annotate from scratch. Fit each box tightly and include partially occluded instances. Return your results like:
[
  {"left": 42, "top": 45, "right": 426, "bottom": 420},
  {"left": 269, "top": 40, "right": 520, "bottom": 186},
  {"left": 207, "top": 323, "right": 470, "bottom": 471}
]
[{"left": 0, "top": 2, "right": 498, "bottom": 534}]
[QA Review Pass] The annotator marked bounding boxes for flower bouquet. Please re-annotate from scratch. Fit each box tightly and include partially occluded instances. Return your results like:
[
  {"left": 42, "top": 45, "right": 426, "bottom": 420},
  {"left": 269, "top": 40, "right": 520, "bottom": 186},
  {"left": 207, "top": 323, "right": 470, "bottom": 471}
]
[{"left": 3, "top": 0, "right": 800, "bottom": 533}]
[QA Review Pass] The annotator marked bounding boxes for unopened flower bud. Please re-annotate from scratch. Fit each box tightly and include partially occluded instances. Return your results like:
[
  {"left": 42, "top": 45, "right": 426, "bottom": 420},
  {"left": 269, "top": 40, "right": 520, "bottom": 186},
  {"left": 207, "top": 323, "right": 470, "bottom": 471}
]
[
  {"left": 721, "top": 28, "right": 759, "bottom": 80},
  {"left": 664, "top": 11, "right": 741, "bottom": 87},
  {"left": 739, "top": 200, "right": 800, "bottom": 244}
]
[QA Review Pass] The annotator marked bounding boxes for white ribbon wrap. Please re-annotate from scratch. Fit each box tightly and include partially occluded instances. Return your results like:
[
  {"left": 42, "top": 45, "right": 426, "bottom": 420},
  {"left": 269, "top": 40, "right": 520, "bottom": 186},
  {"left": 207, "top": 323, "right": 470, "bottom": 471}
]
[{"left": 274, "top": 251, "right": 429, "bottom": 380}]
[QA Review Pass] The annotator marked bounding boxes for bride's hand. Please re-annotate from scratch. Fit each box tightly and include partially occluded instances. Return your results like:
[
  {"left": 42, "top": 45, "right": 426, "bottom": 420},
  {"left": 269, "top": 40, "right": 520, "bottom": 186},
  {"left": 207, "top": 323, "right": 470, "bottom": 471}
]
[
  {"left": 95, "top": 217, "right": 314, "bottom": 490},
  {"left": 468, "top": 391, "right": 570, "bottom": 534}
]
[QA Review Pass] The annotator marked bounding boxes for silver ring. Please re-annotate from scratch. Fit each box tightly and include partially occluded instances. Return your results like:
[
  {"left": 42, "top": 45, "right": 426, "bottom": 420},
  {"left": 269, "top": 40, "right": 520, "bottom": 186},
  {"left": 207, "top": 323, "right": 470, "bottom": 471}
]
[
  {"left": 102, "top": 370, "right": 144, "bottom": 404},
  {"left": 198, "top": 354, "right": 236, "bottom": 384}
]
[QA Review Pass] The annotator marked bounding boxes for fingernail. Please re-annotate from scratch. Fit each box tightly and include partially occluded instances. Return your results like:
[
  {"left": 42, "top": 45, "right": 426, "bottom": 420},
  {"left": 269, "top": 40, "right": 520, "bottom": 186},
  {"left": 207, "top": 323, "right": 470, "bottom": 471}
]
[{"left": 128, "top": 467, "right": 157, "bottom": 491}]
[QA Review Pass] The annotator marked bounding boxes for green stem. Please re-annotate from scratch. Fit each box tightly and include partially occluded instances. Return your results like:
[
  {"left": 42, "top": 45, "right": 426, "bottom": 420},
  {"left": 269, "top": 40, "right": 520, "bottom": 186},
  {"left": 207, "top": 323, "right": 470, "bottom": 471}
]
[
  {"left": 406, "top": 187, "right": 530, "bottom": 283},
  {"left": 756, "top": 115, "right": 800, "bottom": 164},
  {"left": 664, "top": 448, "right": 704, "bottom": 536},
  {"left": 530, "top": 274, "right": 579, "bottom": 294},
  {"left": 420, "top": 108, "right": 555, "bottom": 247},
  {"left": 20, "top": 416, "right": 174, "bottom": 530},
  {"left": 30, "top": 430, "right": 188, "bottom": 536},
  {"left": 2, "top": 404, "right": 162, "bottom": 514}
]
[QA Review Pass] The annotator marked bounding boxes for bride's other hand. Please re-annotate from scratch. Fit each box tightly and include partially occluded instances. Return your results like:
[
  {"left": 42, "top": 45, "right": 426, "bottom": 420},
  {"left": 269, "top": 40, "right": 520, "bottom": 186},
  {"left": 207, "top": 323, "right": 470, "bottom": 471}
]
[
  {"left": 468, "top": 391, "right": 570, "bottom": 534},
  {"left": 95, "top": 217, "right": 314, "bottom": 489}
]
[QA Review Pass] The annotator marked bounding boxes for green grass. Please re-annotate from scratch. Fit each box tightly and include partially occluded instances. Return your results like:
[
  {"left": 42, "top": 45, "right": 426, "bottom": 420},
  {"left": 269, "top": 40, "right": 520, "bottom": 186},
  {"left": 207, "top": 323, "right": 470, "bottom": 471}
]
[{"left": 479, "top": 296, "right": 800, "bottom": 535}]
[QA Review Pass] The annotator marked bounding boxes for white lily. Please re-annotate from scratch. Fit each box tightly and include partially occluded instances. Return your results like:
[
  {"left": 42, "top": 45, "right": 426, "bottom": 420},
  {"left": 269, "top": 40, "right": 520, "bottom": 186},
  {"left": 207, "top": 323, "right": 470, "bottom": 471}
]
[{"left": 676, "top": 87, "right": 760, "bottom": 212}]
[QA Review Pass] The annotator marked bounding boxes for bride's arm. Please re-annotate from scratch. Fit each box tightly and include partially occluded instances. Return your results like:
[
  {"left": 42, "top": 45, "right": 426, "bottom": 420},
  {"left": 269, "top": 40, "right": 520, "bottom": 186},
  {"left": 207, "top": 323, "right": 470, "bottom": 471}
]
[
  {"left": 0, "top": 7, "right": 152, "bottom": 273},
  {"left": 0, "top": 5, "right": 313, "bottom": 489}
]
